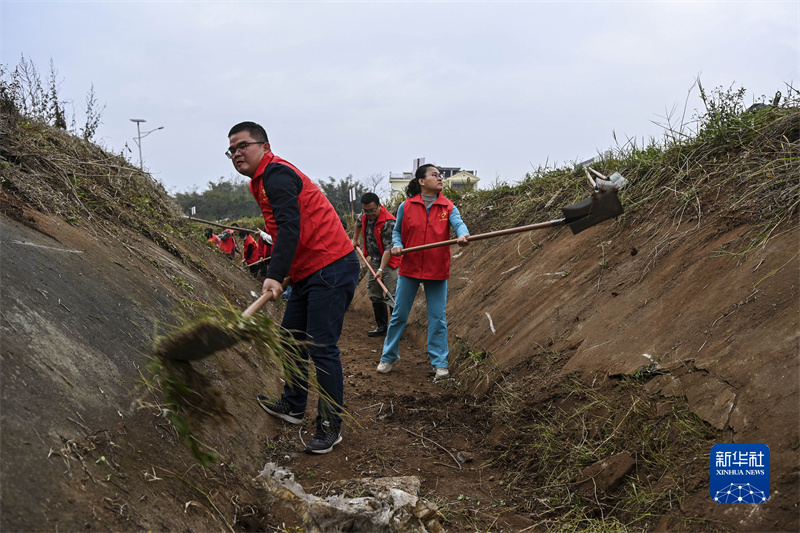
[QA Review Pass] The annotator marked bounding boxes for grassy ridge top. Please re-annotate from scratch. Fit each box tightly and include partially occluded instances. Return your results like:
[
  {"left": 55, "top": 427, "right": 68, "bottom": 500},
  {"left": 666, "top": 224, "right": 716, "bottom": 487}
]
[
  {"left": 451, "top": 88, "right": 798, "bottom": 256},
  {"left": 1, "top": 96, "right": 194, "bottom": 257},
  {"left": 3, "top": 86, "right": 798, "bottom": 259}
]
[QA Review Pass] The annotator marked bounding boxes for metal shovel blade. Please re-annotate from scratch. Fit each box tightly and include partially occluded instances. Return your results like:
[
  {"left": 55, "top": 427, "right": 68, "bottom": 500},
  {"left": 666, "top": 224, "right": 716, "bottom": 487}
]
[{"left": 562, "top": 188, "right": 624, "bottom": 235}]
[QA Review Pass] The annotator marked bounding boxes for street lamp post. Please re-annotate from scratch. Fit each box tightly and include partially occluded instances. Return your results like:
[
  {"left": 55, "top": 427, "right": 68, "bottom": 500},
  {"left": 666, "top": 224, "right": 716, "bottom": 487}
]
[{"left": 130, "top": 118, "right": 164, "bottom": 170}]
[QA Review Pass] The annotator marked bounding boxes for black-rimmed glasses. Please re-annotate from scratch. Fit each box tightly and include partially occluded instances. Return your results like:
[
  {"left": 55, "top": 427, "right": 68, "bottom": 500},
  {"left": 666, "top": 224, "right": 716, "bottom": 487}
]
[
  {"left": 225, "top": 141, "right": 264, "bottom": 159},
  {"left": 362, "top": 207, "right": 379, "bottom": 214}
]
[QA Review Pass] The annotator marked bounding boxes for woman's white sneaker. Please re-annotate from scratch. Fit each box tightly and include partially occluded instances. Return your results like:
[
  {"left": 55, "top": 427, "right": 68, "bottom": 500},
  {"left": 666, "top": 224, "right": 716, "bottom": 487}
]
[
  {"left": 376, "top": 358, "right": 399, "bottom": 374},
  {"left": 434, "top": 367, "right": 449, "bottom": 380}
]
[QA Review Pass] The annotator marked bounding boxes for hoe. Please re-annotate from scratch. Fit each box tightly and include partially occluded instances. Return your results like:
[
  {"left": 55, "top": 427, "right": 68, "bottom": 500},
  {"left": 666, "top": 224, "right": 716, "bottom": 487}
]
[{"left": 157, "top": 169, "right": 624, "bottom": 361}]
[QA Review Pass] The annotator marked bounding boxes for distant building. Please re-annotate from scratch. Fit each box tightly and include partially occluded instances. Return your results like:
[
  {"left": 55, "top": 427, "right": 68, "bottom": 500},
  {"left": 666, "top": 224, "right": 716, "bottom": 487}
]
[
  {"left": 389, "top": 162, "right": 479, "bottom": 199},
  {"left": 389, "top": 171, "right": 414, "bottom": 198},
  {"left": 444, "top": 170, "right": 479, "bottom": 192}
]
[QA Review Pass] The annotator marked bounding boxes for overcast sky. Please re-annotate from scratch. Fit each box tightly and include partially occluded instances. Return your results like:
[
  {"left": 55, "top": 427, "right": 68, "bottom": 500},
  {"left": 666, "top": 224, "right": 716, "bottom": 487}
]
[{"left": 3, "top": 1, "right": 798, "bottom": 197}]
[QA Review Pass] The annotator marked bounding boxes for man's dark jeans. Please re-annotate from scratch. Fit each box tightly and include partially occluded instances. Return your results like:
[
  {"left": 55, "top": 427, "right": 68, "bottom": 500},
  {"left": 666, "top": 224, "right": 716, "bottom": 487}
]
[{"left": 280, "top": 250, "right": 359, "bottom": 425}]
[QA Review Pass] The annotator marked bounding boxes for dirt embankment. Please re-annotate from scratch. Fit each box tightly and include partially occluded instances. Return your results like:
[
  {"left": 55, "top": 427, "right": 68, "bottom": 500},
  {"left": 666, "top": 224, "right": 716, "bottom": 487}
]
[{"left": 1, "top": 106, "right": 798, "bottom": 532}]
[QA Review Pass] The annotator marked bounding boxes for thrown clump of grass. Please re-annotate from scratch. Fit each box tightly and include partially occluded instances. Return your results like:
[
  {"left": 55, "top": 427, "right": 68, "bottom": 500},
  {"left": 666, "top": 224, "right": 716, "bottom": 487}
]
[
  {"left": 146, "top": 357, "right": 230, "bottom": 465},
  {"left": 147, "top": 300, "right": 307, "bottom": 465}
]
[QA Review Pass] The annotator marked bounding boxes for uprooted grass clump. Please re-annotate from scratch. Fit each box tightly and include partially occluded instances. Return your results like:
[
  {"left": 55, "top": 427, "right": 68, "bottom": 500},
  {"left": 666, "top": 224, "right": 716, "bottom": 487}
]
[
  {"left": 145, "top": 358, "right": 230, "bottom": 466},
  {"left": 145, "top": 300, "right": 308, "bottom": 465}
]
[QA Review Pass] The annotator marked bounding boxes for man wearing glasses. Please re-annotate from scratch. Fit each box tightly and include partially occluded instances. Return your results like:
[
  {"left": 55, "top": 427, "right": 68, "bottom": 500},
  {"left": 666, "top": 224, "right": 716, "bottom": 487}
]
[
  {"left": 227, "top": 121, "right": 359, "bottom": 454},
  {"left": 351, "top": 193, "right": 400, "bottom": 337}
]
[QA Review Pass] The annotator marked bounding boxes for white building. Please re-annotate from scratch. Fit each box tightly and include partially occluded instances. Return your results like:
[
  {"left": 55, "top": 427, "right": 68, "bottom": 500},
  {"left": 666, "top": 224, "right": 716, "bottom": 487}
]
[{"left": 389, "top": 163, "right": 479, "bottom": 199}]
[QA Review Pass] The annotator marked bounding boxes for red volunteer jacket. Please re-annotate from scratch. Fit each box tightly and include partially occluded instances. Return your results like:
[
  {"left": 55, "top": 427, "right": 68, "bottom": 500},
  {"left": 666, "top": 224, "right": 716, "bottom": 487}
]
[
  {"left": 248, "top": 152, "right": 353, "bottom": 282},
  {"left": 218, "top": 230, "right": 237, "bottom": 255},
  {"left": 257, "top": 232, "right": 273, "bottom": 259},
  {"left": 242, "top": 234, "right": 259, "bottom": 264},
  {"left": 398, "top": 194, "right": 454, "bottom": 281},
  {"left": 360, "top": 206, "right": 401, "bottom": 269}
]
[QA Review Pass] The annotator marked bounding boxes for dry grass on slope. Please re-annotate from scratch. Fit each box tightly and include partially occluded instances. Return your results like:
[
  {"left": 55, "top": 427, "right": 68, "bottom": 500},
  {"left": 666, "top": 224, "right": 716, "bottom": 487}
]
[
  {"left": 454, "top": 91, "right": 799, "bottom": 258},
  {"left": 0, "top": 100, "right": 190, "bottom": 257}
]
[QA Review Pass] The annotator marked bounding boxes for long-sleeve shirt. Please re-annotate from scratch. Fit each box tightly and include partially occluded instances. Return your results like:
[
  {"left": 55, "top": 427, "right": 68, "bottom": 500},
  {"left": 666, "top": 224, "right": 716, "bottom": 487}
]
[{"left": 392, "top": 201, "right": 469, "bottom": 249}]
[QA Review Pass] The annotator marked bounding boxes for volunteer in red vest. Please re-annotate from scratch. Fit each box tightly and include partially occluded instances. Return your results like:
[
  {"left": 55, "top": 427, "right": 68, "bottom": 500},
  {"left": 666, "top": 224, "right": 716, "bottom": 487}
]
[
  {"left": 218, "top": 226, "right": 238, "bottom": 259},
  {"left": 378, "top": 164, "right": 469, "bottom": 380},
  {"left": 239, "top": 228, "right": 260, "bottom": 278},
  {"left": 204, "top": 227, "right": 220, "bottom": 247},
  {"left": 254, "top": 227, "right": 273, "bottom": 280},
  {"left": 257, "top": 227, "right": 274, "bottom": 260},
  {"left": 351, "top": 192, "right": 400, "bottom": 337},
  {"left": 227, "top": 121, "right": 359, "bottom": 455}
]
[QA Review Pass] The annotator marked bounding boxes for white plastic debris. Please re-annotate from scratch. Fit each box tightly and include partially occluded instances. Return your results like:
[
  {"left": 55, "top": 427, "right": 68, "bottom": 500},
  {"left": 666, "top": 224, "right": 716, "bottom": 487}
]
[
  {"left": 254, "top": 463, "right": 443, "bottom": 533},
  {"left": 596, "top": 171, "right": 628, "bottom": 191}
]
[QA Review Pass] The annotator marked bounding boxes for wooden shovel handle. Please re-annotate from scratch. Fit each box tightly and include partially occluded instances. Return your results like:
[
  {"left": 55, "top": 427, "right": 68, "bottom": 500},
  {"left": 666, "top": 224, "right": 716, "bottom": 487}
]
[
  {"left": 187, "top": 216, "right": 260, "bottom": 234},
  {"left": 239, "top": 255, "right": 272, "bottom": 270},
  {"left": 399, "top": 218, "right": 566, "bottom": 255},
  {"left": 354, "top": 246, "right": 393, "bottom": 297},
  {"left": 243, "top": 291, "right": 277, "bottom": 317}
]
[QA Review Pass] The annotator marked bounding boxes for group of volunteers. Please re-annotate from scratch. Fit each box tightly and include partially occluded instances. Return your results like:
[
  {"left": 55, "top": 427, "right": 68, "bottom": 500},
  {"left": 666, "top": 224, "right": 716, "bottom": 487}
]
[
  {"left": 224, "top": 121, "right": 469, "bottom": 455},
  {"left": 204, "top": 224, "right": 274, "bottom": 279}
]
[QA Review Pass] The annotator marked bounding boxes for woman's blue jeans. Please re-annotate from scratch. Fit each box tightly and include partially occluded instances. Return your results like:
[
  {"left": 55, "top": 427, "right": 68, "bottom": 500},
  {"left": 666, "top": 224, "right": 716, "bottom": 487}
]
[{"left": 381, "top": 275, "right": 449, "bottom": 369}]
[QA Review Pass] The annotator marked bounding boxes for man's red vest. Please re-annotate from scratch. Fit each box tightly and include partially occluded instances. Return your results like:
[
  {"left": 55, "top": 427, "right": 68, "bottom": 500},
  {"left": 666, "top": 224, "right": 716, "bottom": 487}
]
[
  {"left": 242, "top": 234, "right": 259, "bottom": 264},
  {"left": 248, "top": 152, "right": 353, "bottom": 282},
  {"left": 218, "top": 230, "right": 236, "bottom": 255},
  {"left": 257, "top": 232, "right": 273, "bottom": 259},
  {"left": 360, "top": 206, "right": 401, "bottom": 269},
  {"left": 398, "top": 194, "right": 454, "bottom": 280}
]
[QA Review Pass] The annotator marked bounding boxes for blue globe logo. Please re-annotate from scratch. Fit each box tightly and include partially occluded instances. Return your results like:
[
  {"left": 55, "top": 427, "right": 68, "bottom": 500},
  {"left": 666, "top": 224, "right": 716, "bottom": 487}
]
[{"left": 713, "top": 483, "right": 768, "bottom": 503}]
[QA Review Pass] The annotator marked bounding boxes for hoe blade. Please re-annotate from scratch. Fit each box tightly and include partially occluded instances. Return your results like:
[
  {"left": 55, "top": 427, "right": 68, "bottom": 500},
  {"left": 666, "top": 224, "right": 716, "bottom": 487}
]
[{"left": 562, "top": 188, "right": 624, "bottom": 235}]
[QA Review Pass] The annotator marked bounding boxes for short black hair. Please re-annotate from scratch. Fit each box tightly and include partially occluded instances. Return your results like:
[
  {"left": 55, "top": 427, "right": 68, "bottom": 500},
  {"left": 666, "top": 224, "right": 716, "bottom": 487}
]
[
  {"left": 228, "top": 121, "right": 269, "bottom": 143},
  {"left": 360, "top": 192, "right": 380, "bottom": 206}
]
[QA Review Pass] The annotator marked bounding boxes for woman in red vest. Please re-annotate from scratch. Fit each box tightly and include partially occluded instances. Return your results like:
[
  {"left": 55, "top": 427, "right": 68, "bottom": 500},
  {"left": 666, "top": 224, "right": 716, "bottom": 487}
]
[{"left": 378, "top": 164, "right": 470, "bottom": 380}]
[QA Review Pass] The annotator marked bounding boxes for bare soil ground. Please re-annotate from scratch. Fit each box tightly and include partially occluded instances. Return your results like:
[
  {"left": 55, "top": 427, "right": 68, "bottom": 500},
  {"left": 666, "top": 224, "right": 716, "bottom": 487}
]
[
  {"left": 2, "top": 193, "right": 798, "bottom": 531},
  {"left": 0, "top": 198, "right": 538, "bottom": 532}
]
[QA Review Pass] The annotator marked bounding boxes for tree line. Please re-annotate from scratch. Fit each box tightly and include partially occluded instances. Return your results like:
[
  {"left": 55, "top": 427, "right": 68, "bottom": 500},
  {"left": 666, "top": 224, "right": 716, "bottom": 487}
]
[{"left": 173, "top": 173, "right": 387, "bottom": 222}]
